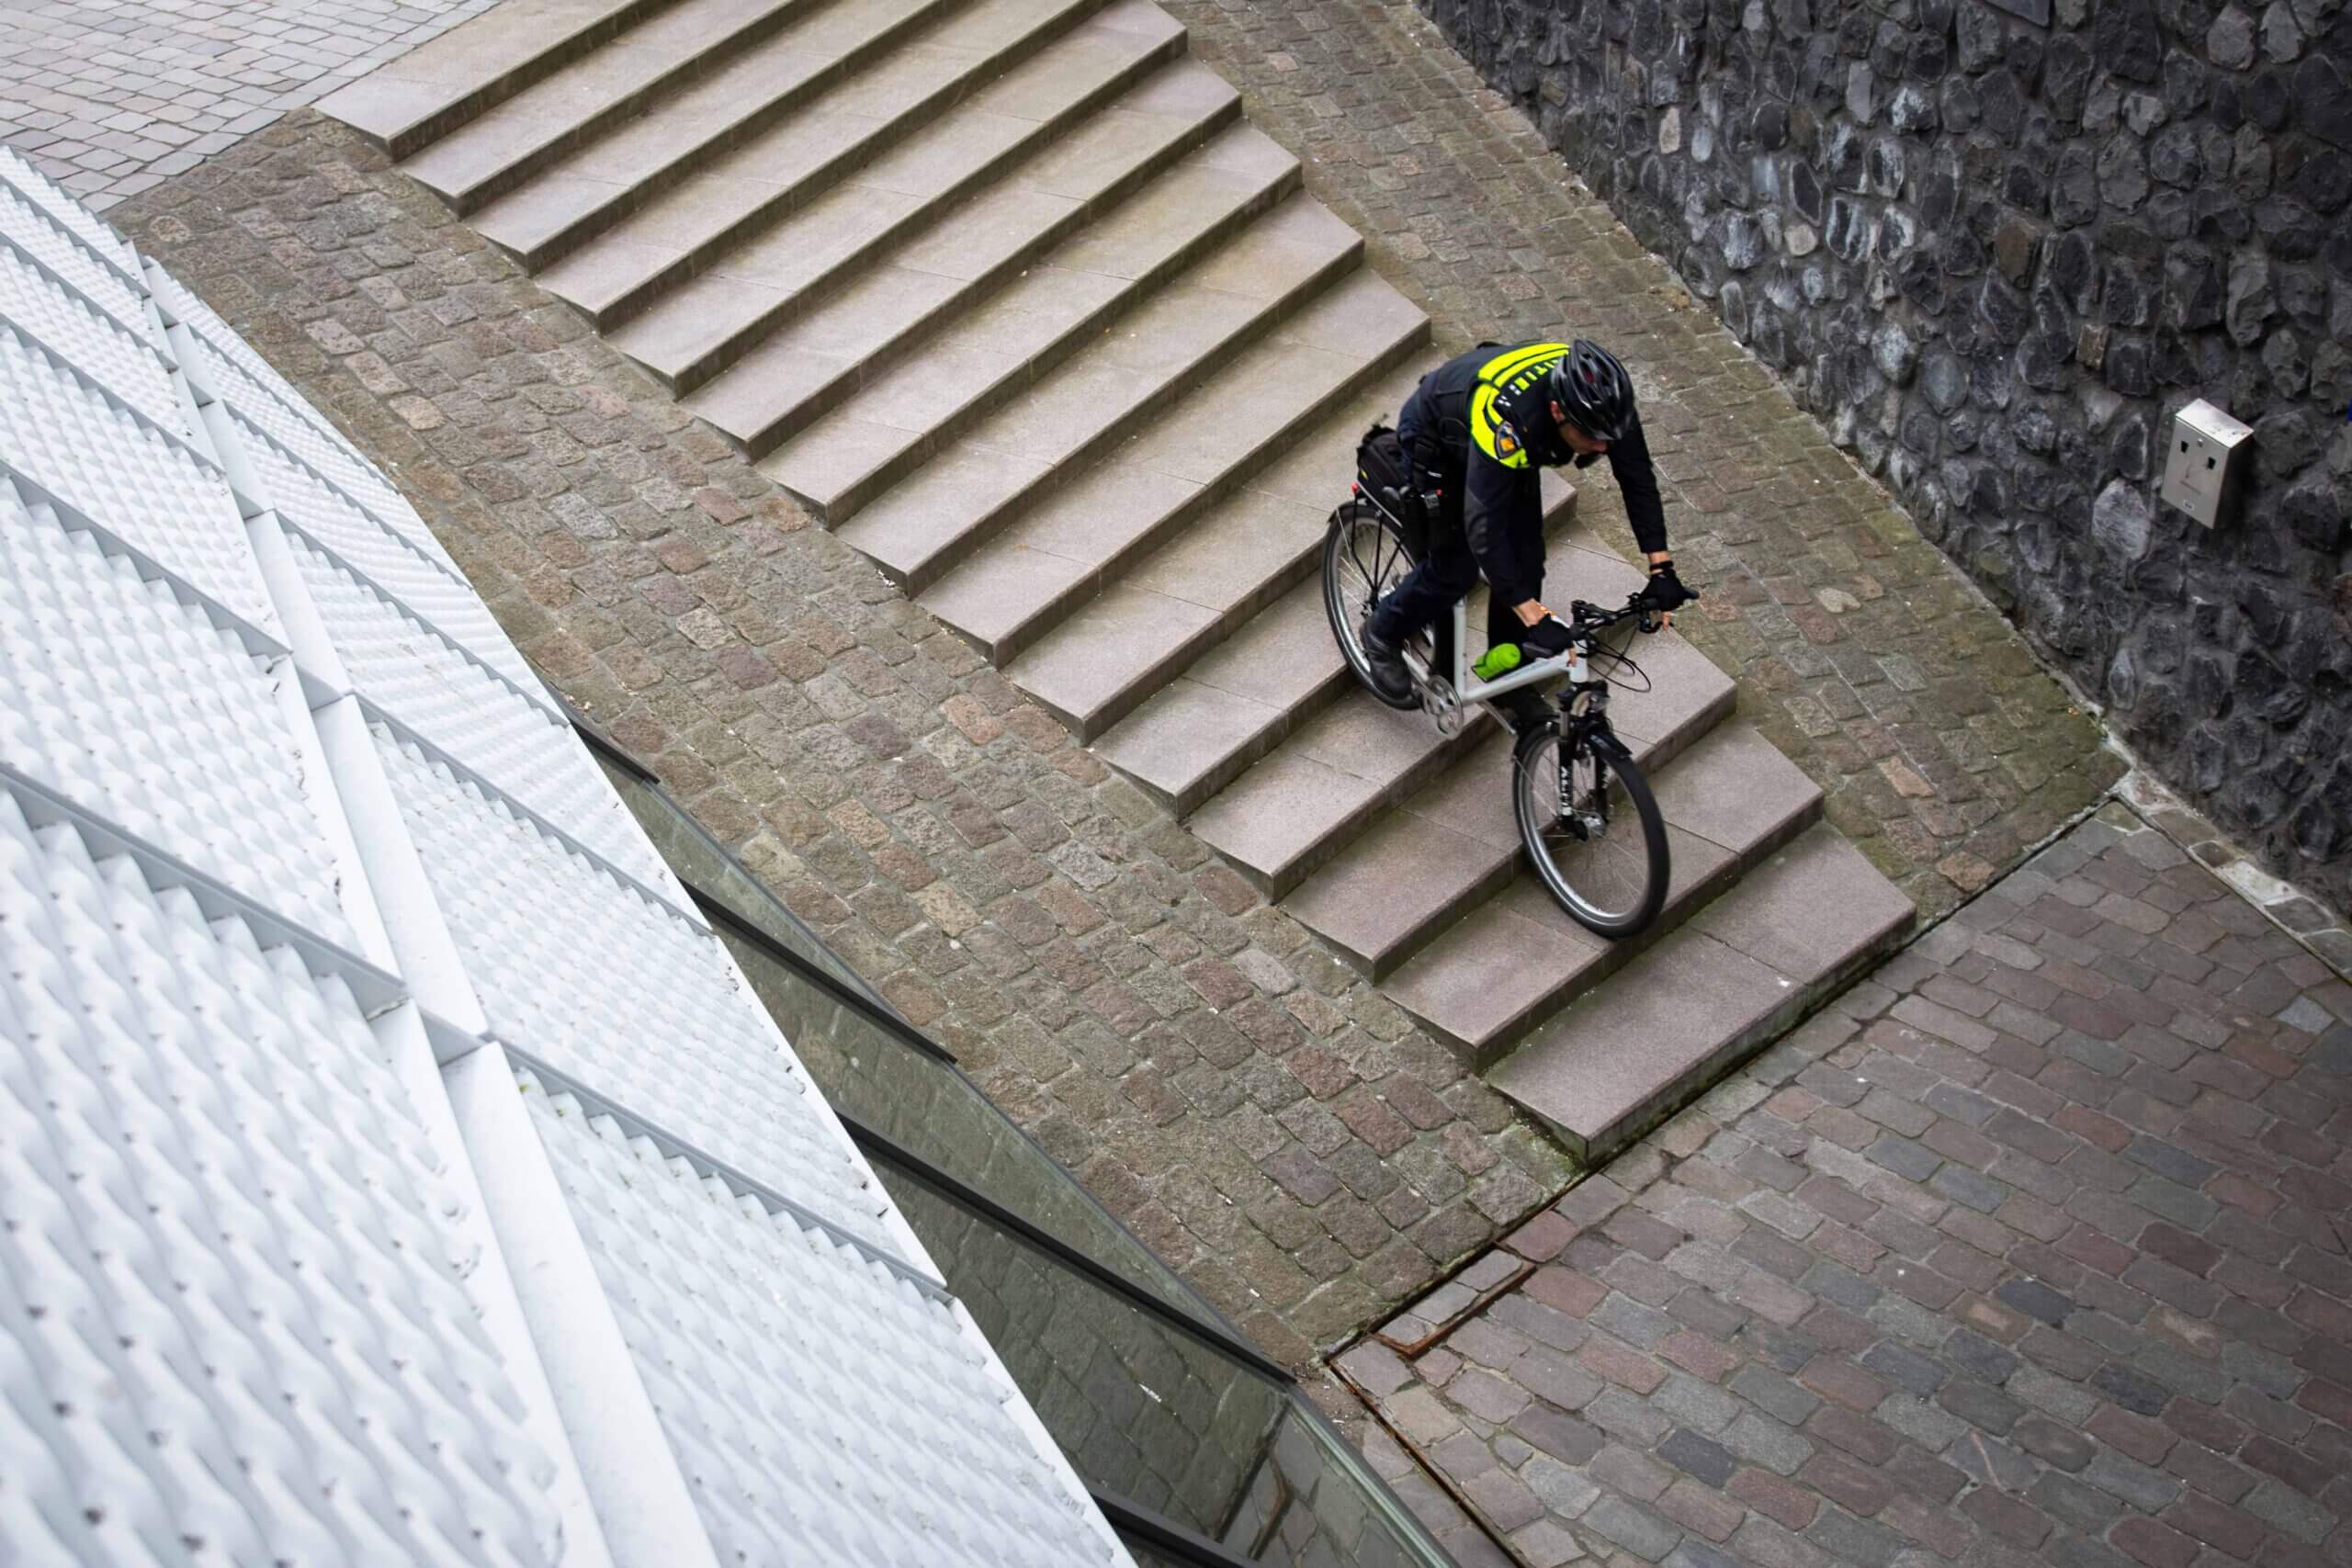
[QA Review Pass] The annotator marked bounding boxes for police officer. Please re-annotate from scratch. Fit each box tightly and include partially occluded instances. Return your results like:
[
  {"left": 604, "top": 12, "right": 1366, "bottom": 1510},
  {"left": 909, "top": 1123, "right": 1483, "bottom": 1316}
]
[{"left": 1361, "top": 339, "right": 1693, "bottom": 727}]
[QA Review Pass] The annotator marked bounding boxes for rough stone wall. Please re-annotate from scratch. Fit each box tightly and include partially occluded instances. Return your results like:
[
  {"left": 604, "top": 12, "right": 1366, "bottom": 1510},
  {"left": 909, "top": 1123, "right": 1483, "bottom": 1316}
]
[{"left": 1422, "top": 0, "right": 2352, "bottom": 910}]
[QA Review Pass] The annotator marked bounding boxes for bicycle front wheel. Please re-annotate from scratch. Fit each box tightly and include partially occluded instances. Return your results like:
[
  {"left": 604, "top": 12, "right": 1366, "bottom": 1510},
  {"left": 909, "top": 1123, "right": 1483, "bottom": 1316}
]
[
  {"left": 1513, "top": 722, "right": 1669, "bottom": 939},
  {"left": 1322, "top": 500, "right": 1421, "bottom": 711}
]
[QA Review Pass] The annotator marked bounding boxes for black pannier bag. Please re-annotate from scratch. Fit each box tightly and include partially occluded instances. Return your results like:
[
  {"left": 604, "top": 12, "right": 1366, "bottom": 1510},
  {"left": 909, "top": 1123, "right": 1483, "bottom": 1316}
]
[{"left": 1354, "top": 422, "right": 1426, "bottom": 558}]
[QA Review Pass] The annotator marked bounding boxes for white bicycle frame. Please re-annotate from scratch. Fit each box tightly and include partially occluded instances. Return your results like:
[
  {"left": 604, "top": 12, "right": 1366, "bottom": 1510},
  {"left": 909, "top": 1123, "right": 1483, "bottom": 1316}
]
[{"left": 1402, "top": 594, "right": 1590, "bottom": 728}]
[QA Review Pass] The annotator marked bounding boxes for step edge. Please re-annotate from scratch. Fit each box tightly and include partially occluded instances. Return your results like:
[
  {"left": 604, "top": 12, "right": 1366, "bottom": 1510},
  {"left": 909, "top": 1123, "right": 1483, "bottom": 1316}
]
[
  {"left": 805, "top": 146, "right": 1299, "bottom": 525},
  {"left": 880, "top": 226, "right": 1370, "bottom": 594},
  {"left": 977, "top": 308, "right": 1429, "bottom": 667},
  {"left": 1023, "top": 611, "right": 1227, "bottom": 742},
  {"left": 1389, "top": 730, "right": 1824, "bottom": 1064},
  {"left": 652, "top": 24, "right": 1192, "bottom": 395},
  {"left": 1292, "top": 833, "right": 1518, "bottom": 983},
  {"left": 1022, "top": 541, "right": 1322, "bottom": 744},
  {"left": 509, "top": 0, "right": 1133, "bottom": 272},
  {"left": 1091, "top": 655, "right": 1349, "bottom": 818},
  {"left": 329, "top": 0, "right": 674, "bottom": 158},
  {"left": 1195, "top": 709, "right": 1496, "bottom": 902},
  {"left": 417, "top": 0, "right": 834, "bottom": 216},
  {"left": 1528, "top": 888, "right": 1917, "bottom": 1166},
  {"left": 1354, "top": 701, "right": 1802, "bottom": 985},
  {"left": 718, "top": 51, "right": 1238, "bottom": 459}
]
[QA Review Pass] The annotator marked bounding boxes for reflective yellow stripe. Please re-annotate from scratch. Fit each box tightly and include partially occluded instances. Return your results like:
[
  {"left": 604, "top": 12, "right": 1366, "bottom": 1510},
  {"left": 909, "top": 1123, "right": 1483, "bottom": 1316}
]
[
  {"left": 1476, "top": 342, "right": 1564, "bottom": 387},
  {"left": 1469, "top": 342, "right": 1567, "bottom": 468}
]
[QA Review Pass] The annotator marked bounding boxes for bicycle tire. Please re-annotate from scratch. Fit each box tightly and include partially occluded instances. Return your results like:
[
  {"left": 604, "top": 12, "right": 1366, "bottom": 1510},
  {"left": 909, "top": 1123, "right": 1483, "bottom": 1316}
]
[
  {"left": 1322, "top": 500, "right": 1422, "bottom": 711},
  {"left": 1512, "top": 722, "right": 1669, "bottom": 939}
]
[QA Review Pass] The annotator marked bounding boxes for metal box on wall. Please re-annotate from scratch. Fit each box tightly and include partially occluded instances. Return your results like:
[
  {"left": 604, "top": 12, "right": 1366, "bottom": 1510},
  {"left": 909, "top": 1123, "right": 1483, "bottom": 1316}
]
[{"left": 2157, "top": 399, "right": 2254, "bottom": 528}]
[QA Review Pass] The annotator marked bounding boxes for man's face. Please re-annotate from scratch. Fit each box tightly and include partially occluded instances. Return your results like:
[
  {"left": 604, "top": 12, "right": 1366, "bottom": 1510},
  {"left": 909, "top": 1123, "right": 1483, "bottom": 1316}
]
[{"left": 1551, "top": 401, "right": 1609, "bottom": 456}]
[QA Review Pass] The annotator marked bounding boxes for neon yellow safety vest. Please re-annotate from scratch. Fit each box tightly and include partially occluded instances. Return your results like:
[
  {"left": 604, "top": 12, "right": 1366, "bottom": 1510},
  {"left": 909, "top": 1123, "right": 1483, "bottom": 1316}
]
[{"left": 1468, "top": 342, "right": 1573, "bottom": 470}]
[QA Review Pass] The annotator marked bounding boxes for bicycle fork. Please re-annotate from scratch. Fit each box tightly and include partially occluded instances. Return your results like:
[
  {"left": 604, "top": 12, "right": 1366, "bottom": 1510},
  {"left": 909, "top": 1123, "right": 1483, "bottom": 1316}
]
[{"left": 1556, "top": 694, "right": 1613, "bottom": 842}]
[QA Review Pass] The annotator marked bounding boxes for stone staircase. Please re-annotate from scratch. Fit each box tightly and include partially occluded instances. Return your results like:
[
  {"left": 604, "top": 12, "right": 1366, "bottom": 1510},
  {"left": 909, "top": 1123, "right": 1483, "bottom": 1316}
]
[{"left": 322, "top": 0, "right": 1916, "bottom": 1165}]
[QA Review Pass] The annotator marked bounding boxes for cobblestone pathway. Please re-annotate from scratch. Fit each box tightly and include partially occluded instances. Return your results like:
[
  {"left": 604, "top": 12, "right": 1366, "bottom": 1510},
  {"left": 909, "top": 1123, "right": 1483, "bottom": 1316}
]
[
  {"left": 0, "top": 0, "right": 496, "bottom": 208},
  {"left": 1341, "top": 806, "right": 2352, "bottom": 1565},
  {"left": 1156, "top": 0, "right": 2122, "bottom": 917},
  {"left": 115, "top": 115, "right": 1580, "bottom": 1380},
  {"left": 94, "top": 4, "right": 2321, "bottom": 1561}
]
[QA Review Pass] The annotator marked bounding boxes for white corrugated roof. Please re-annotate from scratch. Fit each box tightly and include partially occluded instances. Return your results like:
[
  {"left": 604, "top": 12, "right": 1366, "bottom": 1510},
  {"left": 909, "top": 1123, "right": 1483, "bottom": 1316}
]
[{"left": 0, "top": 143, "right": 1128, "bottom": 1568}]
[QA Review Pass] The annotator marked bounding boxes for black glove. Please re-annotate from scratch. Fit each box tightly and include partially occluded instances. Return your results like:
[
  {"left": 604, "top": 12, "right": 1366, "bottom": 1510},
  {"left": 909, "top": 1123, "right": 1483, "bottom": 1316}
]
[
  {"left": 1521, "top": 615, "right": 1577, "bottom": 657},
  {"left": 1638, "top": 561, "right": 1695, "bottom": 614}
]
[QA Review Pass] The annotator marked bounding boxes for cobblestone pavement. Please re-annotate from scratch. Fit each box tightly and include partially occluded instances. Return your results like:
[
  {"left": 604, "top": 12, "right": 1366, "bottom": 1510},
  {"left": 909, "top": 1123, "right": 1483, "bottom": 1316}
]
[
  {"left": 1340, "top": 804, "right": 2352, "bottom": 1566},
  {"left": 0, "top": 0, "right": 496, "bottom": 208},
  {"left": 114, "top": 114, "right": 1583, "bottom": 1385},
  {"left": 1156, "top": 0, "right": 2123, "bottom": 919}
]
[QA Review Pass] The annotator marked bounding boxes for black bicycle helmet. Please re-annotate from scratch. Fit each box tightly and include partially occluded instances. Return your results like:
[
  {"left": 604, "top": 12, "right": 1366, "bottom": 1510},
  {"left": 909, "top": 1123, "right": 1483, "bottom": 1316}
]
[{"left": 1547, "top": 339, "right": 1634, "bottom": 444}]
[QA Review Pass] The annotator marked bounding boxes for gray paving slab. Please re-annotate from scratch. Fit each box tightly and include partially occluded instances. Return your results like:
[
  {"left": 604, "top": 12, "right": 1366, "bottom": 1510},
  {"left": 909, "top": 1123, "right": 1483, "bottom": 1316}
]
[
  {"left": 604, "top": 7, "right": 1185, "bottom": 387},
  {"left": 401, "top": 0, "right": 824, "bottom": 212},
  {"left": 1339, "top": 805, "right": 2338, "bottom": 1566},
  {"left": 691, "top": 74, "right": 1247, "bottom": 454},
  {"left": 1190, "top": 687, "right": 1472, "bottom": 895},
  {"left": 1494, "top": 824, "right": 1906, "bottom": 1157},
  {"left": 1090, "top": 673, "right": 1290, "bottom": 811},
  {"left": 831, "top": 192, "right": 1360, "bottom": 586},
  {"left": 922, "top": 270, "right": 1421, "bottom": 660}
]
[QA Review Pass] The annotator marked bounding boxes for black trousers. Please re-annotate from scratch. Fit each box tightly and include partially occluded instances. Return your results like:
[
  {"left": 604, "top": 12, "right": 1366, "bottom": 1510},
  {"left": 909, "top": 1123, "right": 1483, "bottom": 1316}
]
[{"left": 1367, "top": 491, "right": 1543, "bottom": 669}]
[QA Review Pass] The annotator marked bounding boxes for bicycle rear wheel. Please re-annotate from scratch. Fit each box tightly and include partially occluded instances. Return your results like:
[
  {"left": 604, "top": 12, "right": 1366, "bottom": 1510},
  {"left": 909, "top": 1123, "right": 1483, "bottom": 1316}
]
[
  {"left": 1512, "top": 721, "right": 1669, "bottom": 939},
  {"left": 1322, "top": 500, "right": 1422, "bottom": 711}
]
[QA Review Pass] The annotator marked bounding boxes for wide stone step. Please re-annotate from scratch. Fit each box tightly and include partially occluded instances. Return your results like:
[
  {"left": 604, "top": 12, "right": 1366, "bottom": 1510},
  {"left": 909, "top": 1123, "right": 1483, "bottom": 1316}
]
[
  {"left": 1090, "top": 578, "right": 1348, "bottom": 818},
  {"left": 319, "top": 0, "right": 662, "bottom": 159},
  {"left": 1086, "top": 466, "right": 1577, "bottom": 812},
  {"left": 1286, "top": 633, "right": 1773, "bottom": 991},
  {"left": 582, "top": 2, "right": 1185, "bottom": 375},
  {"left": 918, "top": 273, "right": 1426, "bottom": 664},
  {"left": 474, "top": 0, "right": 1112, "bottom": 270},
  {"left": 400, "top": 0, "right": 834, "bottom": 215},
  {"left": 757, "top": 123, "right": 1298, "bottom": 523},
  {"left": 687, "top": 59, "right": 1240, "bottom": 457},
  {"left": 828, "top": 194, "right": 1363, "bottom": 590},
  {"left": 1186, "top": 686, "right": 1493, "bottom": 901},
  {"left": 1490, "top": 822, "right": 1916, "bottom": 1164},
  {"left": 1002, "top": 355, "right": 1436, "bottom": 740},
  {"left": 1371, "top": 717, "right": 1813, "bottom": 1058}
]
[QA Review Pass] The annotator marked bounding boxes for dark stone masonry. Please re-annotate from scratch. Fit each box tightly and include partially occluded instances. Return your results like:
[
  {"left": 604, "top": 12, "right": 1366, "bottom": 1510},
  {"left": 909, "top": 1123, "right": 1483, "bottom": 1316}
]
[{"left": 1423, "top": 0, "right": 2352, "bottom": 915}]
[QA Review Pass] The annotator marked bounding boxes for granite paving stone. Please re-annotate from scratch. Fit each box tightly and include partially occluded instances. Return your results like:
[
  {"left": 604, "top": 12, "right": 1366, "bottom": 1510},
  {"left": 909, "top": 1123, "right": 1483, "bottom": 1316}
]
[
  {"left": 1147, "top": 0, "right": 2120, "bottom": 919},
  {"left": 100, "top": 0, "right": 2335, "bottom": 1558},
  {"left": 110, "top": 109, "right": 1585, "bottom": 1432},
  {"left": 1, "top": 0, "right": 501, "bottom": 207},
  {"left": 1345, "top": 810, "right": 2352, "bottom": 1564}
]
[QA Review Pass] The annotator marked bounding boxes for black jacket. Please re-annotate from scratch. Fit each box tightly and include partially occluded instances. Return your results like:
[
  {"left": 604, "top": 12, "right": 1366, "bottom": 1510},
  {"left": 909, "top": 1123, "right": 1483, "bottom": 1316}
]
[{"left": 1396, "top": 341, "right": 1669, "bottom": 608}]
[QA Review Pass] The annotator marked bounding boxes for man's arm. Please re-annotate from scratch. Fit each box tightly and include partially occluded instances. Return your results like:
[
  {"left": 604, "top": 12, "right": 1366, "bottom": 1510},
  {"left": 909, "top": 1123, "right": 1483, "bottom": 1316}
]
[
  {"left": 1461, "top": 450, "right": 1552, "bottom": 627},
  {"left": 1606, "top": 412, "right": 1671, "bottom": 564}
]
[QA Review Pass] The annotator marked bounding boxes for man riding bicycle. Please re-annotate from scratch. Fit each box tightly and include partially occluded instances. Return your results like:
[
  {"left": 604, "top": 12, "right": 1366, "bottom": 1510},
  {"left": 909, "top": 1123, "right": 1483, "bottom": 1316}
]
[{"left": 1361, "top": 338, "right": 1694, "bottom": 729}]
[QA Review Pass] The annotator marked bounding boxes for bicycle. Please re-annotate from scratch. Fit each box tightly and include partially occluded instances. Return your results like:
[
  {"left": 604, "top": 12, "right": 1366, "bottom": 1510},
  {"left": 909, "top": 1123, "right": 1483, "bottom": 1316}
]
[{"left": 1321, "top": 466, "right": 1673, "bottom": 941}]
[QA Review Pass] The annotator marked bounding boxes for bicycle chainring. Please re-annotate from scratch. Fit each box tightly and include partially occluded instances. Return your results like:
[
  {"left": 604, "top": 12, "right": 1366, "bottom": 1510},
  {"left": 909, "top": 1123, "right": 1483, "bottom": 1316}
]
[{"left": 1422, "top": 677, "right": 1463, "bottom": 736}]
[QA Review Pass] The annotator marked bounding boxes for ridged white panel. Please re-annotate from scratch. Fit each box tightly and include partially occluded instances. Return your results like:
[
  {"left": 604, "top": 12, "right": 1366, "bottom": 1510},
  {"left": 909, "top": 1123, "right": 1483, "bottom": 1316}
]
[
  {"left": 235, "top": 413, "right": 551, "bottom": 704},
  {"left": 529, "top": 1084, "right": 1121, "bottom": 1568},
  {"left": 0, "top": 243, "right": 178, "bottom": 429},
  {"left": 376, "top": 734, "right": 890, "bottom": 1247},
  {"left": 193, "top": 333, "right": 415, "bottom": 525},
  {"left": 0, "top": 793, "right": 562, "bottom": 1567},
  {"left": 0, "top": 499, "right": 354, "bottom": 942},
  {"left": 292, "top": 540, "right": 672, "bottom": 894},
  {"left": 0, "top": 183, "right": 144, "bottom": 333},
  {"left": 0, "top": 335, "right": 274, "bottom": 633},
  {"left": 0, "top": 146, "right": 141, "bottom": 282}
]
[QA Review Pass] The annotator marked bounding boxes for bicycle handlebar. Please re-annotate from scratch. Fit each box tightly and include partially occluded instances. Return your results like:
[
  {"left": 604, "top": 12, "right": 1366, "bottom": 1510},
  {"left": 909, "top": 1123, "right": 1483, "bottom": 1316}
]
[{"left": 1565, "top": 592, "right": 1659, "bottom": 638}]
